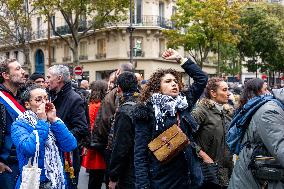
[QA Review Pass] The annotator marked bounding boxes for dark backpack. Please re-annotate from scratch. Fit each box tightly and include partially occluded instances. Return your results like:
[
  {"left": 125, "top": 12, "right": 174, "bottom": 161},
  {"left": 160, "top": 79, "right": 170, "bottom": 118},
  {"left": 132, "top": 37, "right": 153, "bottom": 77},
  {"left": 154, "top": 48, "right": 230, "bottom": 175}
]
[
  {"left": 106, "top": 101, "right": 137, "bottom": 151},
  {"left": 226, "top": 95, "right": 284, "bottom": 155}
]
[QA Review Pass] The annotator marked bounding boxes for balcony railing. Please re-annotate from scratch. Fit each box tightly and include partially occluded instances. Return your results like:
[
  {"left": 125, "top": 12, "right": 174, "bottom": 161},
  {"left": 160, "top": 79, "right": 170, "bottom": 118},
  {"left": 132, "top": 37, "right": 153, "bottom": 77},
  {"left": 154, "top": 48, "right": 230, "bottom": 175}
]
[
  {"left": 113, "top": 15, "right": 174, "bottom": 29},
  {"left": 29, "top": 15, "right": 174, "bottom": 40},
  {"left": 127, "top": 50, "right": 145, "bottom": 57}
]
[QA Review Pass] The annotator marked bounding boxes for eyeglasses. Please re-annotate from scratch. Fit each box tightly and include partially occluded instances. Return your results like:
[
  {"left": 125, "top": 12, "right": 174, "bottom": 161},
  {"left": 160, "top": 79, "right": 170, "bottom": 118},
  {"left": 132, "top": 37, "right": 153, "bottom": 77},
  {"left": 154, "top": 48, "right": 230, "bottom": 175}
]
[
  {"left": 30, "top": 96, "right": 49, "bottom": 103},
  {"left": 34, "top": 80, "right": 45, "bottom": 84}
]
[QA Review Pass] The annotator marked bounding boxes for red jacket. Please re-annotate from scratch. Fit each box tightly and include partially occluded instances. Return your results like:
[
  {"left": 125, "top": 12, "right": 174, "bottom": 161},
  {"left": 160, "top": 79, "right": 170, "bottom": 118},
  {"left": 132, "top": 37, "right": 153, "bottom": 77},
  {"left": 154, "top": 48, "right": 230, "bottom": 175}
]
[{"left": 81, "top": 101, "right": 106, "bottom": 170}]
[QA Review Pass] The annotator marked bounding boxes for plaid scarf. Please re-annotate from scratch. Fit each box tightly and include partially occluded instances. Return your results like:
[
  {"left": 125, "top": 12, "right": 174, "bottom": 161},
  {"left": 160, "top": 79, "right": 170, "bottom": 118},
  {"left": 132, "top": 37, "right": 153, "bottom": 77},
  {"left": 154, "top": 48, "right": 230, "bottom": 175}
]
[{"left": 150, "top": 93, "right": 188, "bottom": 130}]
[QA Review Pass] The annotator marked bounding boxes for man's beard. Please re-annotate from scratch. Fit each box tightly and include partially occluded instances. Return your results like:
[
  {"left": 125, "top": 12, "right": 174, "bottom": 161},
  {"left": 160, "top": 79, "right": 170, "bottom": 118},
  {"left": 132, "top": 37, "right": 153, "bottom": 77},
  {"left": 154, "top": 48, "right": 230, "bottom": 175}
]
[{"left": 10, "top": 75, "right": 25, "bottom": 87}]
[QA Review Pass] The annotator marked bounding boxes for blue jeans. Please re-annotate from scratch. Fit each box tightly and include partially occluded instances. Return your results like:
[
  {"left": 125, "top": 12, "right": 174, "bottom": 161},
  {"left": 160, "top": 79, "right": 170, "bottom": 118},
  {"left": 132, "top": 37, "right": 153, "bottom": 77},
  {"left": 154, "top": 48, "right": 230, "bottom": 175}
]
[{"left": 0, "top": 162, "right": 19, "bottom": 189}]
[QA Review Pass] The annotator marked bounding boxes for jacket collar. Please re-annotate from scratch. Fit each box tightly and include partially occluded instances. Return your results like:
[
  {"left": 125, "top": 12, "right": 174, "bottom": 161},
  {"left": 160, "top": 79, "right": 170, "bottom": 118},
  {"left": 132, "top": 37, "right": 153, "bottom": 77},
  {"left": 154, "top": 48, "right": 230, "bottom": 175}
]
[{"left": 0, "top": 83, "right": 18, "bottom": 99}]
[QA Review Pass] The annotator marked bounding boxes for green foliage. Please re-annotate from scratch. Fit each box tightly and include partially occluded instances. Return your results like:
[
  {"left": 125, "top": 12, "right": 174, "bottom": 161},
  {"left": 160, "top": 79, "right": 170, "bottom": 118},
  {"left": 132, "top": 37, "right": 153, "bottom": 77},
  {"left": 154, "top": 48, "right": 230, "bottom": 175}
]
[
  {"left": 163, "top": 0, "right": 241, "bottom": 68},
  {"left": 220, "top": 43, "right": 240, "bottom": 75},
  {"left": 238, "top": 2, "right": 284, "bottom": 73}
]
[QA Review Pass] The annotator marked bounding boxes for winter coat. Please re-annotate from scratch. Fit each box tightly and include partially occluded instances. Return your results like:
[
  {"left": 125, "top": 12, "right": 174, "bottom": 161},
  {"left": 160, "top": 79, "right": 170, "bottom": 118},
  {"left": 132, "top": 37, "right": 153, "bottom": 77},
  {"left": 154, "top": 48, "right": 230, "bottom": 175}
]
[
  {"left": 0, "top": 84, "right": 23, "bottom": 164},
  {"left": 228, "top": 88, "right": 284, "bottom": 189},
  {"left": 11, "top": 117, "right": 77, "bottom": 189},
  {"left": 81, "top": 101, "right": 106, "bottom": 170},
  {"left": 191, "top": 98, "right": 234, "bottom": 186},
  {"left": 109, "top": 96, "right": 138, "bottom": 189},
  {"left": 50, "top": 81, "right": 88, "bottom": 143},
  {"left": 133, "top": 60, "right": 208, "bottom": 189},
  {"left": 92, "top": 87, "right": 119, "bottom": 146}
]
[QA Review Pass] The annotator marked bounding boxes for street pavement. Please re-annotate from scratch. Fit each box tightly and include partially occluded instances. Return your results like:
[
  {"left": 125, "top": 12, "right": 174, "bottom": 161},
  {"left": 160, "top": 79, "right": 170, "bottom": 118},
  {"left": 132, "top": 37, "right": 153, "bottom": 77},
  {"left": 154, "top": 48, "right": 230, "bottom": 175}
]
[{"left": 78, "top": 167, "right": 106, "bottom": 189}]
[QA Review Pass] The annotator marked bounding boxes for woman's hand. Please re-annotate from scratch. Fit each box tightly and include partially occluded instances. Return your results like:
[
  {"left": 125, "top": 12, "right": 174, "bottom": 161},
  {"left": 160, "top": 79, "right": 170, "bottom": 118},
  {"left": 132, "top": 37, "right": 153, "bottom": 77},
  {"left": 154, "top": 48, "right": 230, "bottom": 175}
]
[
  {"left": 46, "top": 103, "right": 57, "bottom": 123},
  {"left": 162, "top": 48, "right": 183, "bottom": 61},
  {"left": 199, "top": 150, "right": 214, "bottom": 164},
  {"left": 36, "top": 103, "right": 47, "bottom": 120}
]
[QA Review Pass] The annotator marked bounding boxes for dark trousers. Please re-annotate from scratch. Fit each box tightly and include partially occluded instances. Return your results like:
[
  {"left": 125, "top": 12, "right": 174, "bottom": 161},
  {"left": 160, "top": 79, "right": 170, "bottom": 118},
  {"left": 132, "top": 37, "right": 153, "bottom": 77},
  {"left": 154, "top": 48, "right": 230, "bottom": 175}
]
[
  {"left": 0, "top": 162, "right": 19, "bottom": 189},
  {"left": 88, "top": 169, "right": 105, "bottom": 189},
  {"left": 66, "top": 147, "right": 81, "bottom": 189}
]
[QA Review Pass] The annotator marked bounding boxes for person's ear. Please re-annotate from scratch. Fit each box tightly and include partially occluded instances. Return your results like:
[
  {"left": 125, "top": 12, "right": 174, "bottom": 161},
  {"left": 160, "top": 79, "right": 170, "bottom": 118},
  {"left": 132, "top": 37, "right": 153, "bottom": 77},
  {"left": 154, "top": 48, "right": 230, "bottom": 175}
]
[
  {"left": 2, "top": 72, "right": 9, "bottom": 80},
  {"left": 117, "top": 86, "right": 122, "bottom": 94},
  {"left": 25, "top": 101, "right": 31, "bottom": 109},
  {"left": 210, "top": 90, "right": 217, "bottom": 98},
  {"left": 115, "top": 69, "right": 121, "bottom": 77}
]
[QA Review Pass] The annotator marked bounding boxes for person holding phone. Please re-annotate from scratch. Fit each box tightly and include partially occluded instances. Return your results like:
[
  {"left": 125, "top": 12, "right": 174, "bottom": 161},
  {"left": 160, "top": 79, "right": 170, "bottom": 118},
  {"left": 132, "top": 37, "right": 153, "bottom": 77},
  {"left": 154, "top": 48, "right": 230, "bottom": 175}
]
[{"left": 11, "top": 85, "right": 77, "bottom": 189}]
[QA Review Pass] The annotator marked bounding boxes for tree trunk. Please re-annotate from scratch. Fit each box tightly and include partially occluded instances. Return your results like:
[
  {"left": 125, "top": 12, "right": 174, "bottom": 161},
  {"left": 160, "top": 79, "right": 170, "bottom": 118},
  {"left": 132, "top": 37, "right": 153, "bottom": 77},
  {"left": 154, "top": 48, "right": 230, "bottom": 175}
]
[
  {"left": 72, "top": 44, "right": 79, "bottom": 65},
  {"left": 23, "top": 45, "right": 31, "bottom": 74}
]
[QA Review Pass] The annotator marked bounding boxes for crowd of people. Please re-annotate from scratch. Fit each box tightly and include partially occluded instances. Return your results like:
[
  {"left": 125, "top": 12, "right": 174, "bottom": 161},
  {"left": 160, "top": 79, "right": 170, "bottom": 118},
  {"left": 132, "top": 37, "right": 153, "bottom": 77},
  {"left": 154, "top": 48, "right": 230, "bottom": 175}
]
[{"left": 0, "top": 48, "right": 283, "bottom": 189}]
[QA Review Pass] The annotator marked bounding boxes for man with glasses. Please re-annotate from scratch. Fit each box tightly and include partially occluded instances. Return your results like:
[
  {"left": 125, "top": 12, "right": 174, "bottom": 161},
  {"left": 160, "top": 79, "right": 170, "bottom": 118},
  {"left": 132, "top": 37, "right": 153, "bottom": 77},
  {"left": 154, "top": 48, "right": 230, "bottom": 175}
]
[
  {"left": 29, "top": 72, "right": 45, "bottom": 88},
  {"left": 0, "top": 58, "right": 26, "bottom": 189}
]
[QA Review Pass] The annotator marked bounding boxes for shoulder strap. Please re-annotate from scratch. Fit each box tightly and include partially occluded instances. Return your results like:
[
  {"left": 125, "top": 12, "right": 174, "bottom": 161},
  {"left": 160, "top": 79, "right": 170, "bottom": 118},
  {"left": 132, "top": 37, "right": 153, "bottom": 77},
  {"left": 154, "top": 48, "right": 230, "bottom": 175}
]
[{"left": 122, "top": 101, "right": 137, "bottom": 107}]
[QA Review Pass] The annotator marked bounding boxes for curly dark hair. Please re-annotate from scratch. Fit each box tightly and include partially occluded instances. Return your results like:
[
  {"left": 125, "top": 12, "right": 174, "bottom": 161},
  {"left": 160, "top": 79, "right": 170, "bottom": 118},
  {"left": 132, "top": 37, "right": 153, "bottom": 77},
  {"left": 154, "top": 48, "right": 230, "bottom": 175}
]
[
  {"left": 204, "top": 77, "right": 225, "bottom": 99},
  {"left": 139, "top": 69, "right": 183, "bottom": 102},
  {"left": 89, "top": 80, "right": 108, "bottom": 102},
  {"left": 239, "top": 78, "right": 265, "bottom": 108},
  {"left": 0, "top": 58, "right": 17, "bottom": 83}
]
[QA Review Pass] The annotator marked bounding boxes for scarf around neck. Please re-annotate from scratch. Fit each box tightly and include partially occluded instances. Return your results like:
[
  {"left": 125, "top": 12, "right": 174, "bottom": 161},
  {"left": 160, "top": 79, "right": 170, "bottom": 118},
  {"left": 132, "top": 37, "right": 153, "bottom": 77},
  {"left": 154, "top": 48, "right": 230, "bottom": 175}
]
[
  {"left": 17, "top": 110, "right": 65, "bottom": 189},
  {"left": 150, "top": 93, "right": 188, "bottom": 130}
]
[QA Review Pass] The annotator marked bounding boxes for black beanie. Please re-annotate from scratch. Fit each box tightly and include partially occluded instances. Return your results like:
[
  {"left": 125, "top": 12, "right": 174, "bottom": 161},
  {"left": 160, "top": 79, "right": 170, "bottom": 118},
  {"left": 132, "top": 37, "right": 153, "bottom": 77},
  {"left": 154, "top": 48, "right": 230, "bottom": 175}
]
[{"left": 29, "top": 72, "right": 45, "bottom": 81}]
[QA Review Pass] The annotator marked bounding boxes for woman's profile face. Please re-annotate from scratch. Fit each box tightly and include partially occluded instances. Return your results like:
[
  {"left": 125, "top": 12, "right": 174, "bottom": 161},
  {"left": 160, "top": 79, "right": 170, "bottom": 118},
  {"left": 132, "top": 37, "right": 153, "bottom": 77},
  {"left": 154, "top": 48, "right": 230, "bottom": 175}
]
[
  {"left": 210, "top": 81, "right": 229, "bottom": 104},
  {"left": 160, "top": 73, "right": 180, "bottom": 97},
  {"left": 260, "top": 82, "right": 268, "bottom": 95},
  {"left": 25, "top": 88, "right": 48, "bottom": 113}
]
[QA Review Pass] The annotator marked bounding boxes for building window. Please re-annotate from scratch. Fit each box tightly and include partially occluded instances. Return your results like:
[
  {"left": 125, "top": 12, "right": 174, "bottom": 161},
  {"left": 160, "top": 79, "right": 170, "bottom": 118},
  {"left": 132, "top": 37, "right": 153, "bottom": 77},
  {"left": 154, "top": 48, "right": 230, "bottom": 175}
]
[
  {"left": 79, "top": 41, "right": 88, "bottom": 60},
  {"left": 131, "top": 37, "right": 144, "bottom": 57},
  {"left": 5, "top": 52, "right": 10, "bottom": 59},
  {"left": 14, "top": 51, "right": 18, "bottom": 60},
  {"left": 96, "top": 39, "right": 106, "bottom": 59},
  {"left": 134, "top": 0, "right": 142, "bottom": 24},
  {"left": 51, "top": 15, "right": 56, "bottom": 36},
  {"left": 37, "top": 17, "right": 42, "bottom": 38},
  {"left": 159, "top": 2, "right": 165, "bottom": 26},
  {"left": 63, "top": 44, "right": 71, "bottom": 62},
  {"left": 159, "top": 38, "right": 166, "bottom": 57},
  {"left": 51, "top": 46, "right": 56, "bottom": 62}
]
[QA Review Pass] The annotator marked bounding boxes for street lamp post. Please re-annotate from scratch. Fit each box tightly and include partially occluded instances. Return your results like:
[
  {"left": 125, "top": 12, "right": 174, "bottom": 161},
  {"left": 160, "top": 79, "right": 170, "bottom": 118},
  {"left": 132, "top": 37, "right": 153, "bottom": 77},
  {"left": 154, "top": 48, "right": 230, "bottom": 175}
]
[{"left": 127, "top": 0, "right": 135, "bottom": 64}]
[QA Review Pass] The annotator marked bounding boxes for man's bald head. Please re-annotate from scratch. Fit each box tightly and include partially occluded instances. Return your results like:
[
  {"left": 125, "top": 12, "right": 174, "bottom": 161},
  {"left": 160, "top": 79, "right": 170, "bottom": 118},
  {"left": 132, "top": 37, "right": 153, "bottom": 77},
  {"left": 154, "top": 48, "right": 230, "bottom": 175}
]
[{"left": 80, "top": 80, "right": 89, "bottom": 90}]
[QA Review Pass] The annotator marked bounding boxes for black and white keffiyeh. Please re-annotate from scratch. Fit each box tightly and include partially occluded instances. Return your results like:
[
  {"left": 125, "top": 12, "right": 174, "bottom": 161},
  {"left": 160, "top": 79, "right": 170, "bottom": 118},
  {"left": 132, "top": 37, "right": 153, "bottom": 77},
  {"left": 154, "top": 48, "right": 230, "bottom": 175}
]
[
  {"left": 17, "top": 110, "right": 65, "bottom": 189},
  {"left": 150, "top": 93, "right": 188, "bottom": 130}
]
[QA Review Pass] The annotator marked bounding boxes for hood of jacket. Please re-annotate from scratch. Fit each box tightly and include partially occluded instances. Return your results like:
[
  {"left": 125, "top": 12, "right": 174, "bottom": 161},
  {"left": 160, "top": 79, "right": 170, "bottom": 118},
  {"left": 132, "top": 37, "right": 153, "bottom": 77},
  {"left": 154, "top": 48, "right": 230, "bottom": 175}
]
[{"left": 272, "top": 88, "right": 284, "bottom": 103}]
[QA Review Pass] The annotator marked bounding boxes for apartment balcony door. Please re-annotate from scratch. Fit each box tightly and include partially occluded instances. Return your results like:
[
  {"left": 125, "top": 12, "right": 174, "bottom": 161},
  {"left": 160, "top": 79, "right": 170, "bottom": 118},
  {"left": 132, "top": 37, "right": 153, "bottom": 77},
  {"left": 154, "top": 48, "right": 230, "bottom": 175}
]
[{"left": 35, "top": 49, "right": 44, "bottom": 74}]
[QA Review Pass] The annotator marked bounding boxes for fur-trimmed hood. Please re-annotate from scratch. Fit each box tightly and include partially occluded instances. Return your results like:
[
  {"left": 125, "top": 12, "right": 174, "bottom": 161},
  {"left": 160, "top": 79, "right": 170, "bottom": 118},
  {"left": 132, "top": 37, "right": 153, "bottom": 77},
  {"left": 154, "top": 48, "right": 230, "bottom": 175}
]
[{"left": 197, "top": 98, "right": 234, "bottom": 116}]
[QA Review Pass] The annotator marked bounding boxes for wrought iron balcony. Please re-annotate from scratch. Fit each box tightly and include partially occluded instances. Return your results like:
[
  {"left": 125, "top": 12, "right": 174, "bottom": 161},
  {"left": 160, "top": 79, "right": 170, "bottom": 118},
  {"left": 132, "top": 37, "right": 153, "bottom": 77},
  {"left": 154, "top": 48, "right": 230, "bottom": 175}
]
[
  {"left": 115, "top": 15, "right": 174, "bottom": 29},
  {"left": 127, "top": 50, "right": 145, "bottom": 57}
]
